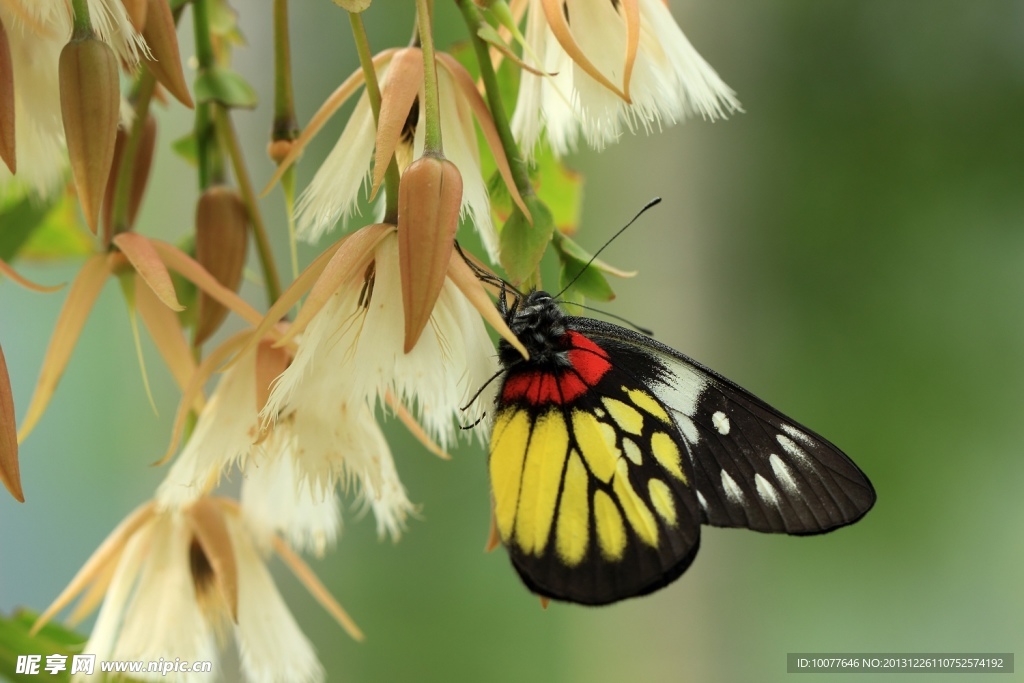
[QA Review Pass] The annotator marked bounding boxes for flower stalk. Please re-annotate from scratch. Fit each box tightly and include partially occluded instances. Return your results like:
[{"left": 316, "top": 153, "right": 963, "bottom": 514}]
[{"left": 349, "top": 10, "right": 400, "bottom": 223}]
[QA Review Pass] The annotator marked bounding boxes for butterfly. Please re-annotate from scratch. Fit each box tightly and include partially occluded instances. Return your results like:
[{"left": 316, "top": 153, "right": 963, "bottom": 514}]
[{"left": 487, "top": 287, "right": 876, "bottom": 606}]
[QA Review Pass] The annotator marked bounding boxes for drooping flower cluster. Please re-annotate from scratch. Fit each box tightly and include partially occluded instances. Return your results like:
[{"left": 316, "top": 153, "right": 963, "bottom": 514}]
[{"left": 8, "top": 1, "right": 740, "bottom": 680}]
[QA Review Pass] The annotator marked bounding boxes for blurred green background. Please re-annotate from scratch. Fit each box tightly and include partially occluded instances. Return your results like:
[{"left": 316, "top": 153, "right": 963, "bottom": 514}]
[{"left": 2, "top": 1, "right": 1022, "bottom": 681}]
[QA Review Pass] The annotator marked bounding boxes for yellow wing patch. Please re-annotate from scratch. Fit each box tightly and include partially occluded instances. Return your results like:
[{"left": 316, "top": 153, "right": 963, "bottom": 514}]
[
  {"left": 491, "top": 389, "right": 692, "bottom": 571},
  {"left": 593, "top": 489, "right": 627, "bottom": 560},
  {"left": 651, "top": 431, "right": 688, "bottom": 484},
  {"left": 603, "top": 397, "right": 644, "bottom": 435},
  {"left": 490, "top": 409, "right": 531, "bottom": 539},
  {"left": 626, "top": 388, "right": 671, "bottom": 424},
  {"left": 571, "top": 409, "right": 617, "bottom": 482},
  {"left": 515, "top": 409, "right": 569, "bottom": 555},
  {"left": 612, "top": 459, "right": 659, "bottom": 547},
  {"left": 648, "top": 478, "right": 678, "bottom": 526},
  {"left": 555, "top": 451, "right": 589, "bottom": 566}
]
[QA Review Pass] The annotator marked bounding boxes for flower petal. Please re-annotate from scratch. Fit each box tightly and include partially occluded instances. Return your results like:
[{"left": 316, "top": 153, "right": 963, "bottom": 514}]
[
  {"left": 18, "top": 253, "right": 109, "bottom": 443},
  {"left": 187, "top": 499, "right": 240, "bottom": 622},
  {"left": 0, "top": 257, "right": 64, "bottom": 293},
  {"left": 113, "top": 232, "right": 184, "bottom": 311},
  {"left": 233, "top": 519, "right": 325, "bottom": 683},
  {"left": 134, "top": 272, "right": 198, "bottom": 403},
  {"left": 371, "top": 48, "right": 422, "bottom": 196},
  {"left": 271, "top": 535, "right": 363, "bottom": 642},
  {"left": 33, "top": 501, "right": 156, "bottom": 634},
  {"left": 0, "top": 343, "right": 23, "bottom": 502},
  {"left": 150, "top": 238, "right": 264, "bottom": 328},
  {"left": 273, "top": 223, "right": 392, "bottom": 349},
  {"left": 262, "top": 49, "right": 398, "bottom": 196},
  {"left": 540, "top": 0, "right": 628, "bottom": 101}
]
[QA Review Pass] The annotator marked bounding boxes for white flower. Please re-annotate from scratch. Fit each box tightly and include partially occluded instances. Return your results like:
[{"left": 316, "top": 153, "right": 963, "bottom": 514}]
[
  {"left": 266, "top": 228, "right": 499, "bottom": 453},
  {"left": 155, "top": 337, "right": 406, "bottom": 549},
  {"left": 38, "top": 500, "right": 335, "bottom": 683},
  {"left": 511, "top": 0, "right": 741, "bottom": 156},
  {"left": 0, "top": 0, "right": 144, "bottom": 195},
  {"left": 291, "top": 50, "right": 526, "bottom": 262}
]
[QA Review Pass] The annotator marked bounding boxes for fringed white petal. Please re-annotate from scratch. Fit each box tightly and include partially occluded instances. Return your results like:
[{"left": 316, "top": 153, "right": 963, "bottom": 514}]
[
  {"left": 271, "top": 233, "right": 496, "bottom": 447},
  {"left": 0, "top": 6, "right": 67, "bottom": 196},
  {"left": 512, "top": 0, "right": 740, "bottom": 155},
  {"left": 295, "top": 92, "right": 377, "bottom": 242},
  {"left": 156, "top": 351, "right": 259, "bottom": 509},
  {"left": 241, "top": 435, "right": 341, "bottom": 556},
  {"left": 230, "top": 515, "right": 324, "bottom": 683},
  {"left": 87, "top": 0, "right": 147, "bottom": 64},
  {"left": 75, "top": 519, "right": 152, "bottom": 681},
  {"left": 112, "top": 514, "right": 219, "bottom": 678}
]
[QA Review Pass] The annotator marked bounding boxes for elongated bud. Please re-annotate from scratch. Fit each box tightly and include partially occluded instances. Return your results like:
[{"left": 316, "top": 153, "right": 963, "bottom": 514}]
[
  {"left": 397, "top": 155, "right": 463, "bottom": 353},
  {"left": 0, "top": 19, "right": 15, "bottom": 174},
  {"left": 60, "top": 36, "right": 120, "bottom": 235},
  {"left": 102, "top": 114, "right": 157, "bottom": 239},
  {"left": 194, "top": 186, "right": 249, "bottom": 345},
  {"left": 141, "top": 0, "right": 193, "bottom": 108},
  {"left": 0, "top": 343, "right": 23, "bottom": 502}
]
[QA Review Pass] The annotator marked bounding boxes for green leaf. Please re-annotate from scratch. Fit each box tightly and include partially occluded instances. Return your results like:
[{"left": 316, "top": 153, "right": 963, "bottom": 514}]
[
  {"left": 0, "top": 191, "right": 90, "bottom": 263},
  {"left": 532, "top": 145, "right": 583, "bottom": 234},
  {"left": 0, "top": 195, "right": 55, "bottom": 261},
  {"left": 171, "top": 132, "right": 198, "bottom": 166},
  {"left": 0, "top": 609, "right": 84, "bottom": 683},
  {"left": 194, "top": 67, "right": 258, "bottom": 109},
  {"left": 499, "top": 196, "right": 554, "bottom": 286},
  {"left": 555, "top": 234, "right": 615, "bottom": 303}
]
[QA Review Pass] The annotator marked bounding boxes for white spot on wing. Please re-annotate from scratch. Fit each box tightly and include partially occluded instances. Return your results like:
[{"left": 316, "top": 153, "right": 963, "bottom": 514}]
[
  {"left": 712, "top": 411, "right": 730, "bottom": 435},
  {"left": 769, "top": 454, "right": 799, "bottom": 494},
  {"left": 781, "top": 423, "right": 815, "bottom": 447},
  {"left": 676, "top": 414, "right": 700, "bottom": 445},
  {"left": 720, "top": 470, "right": 744, "bottom": 504},
  {"left": 754, "top": 474, "right": 780, "bottom": 506},
  {"left": 696, "top": 491, "right": 708, "bottom": 510},
  {"left": 776, "top": 434, "right": 812, "bottom": 467},
  {"left": 649, "top": 361, "right": 706, "bottom": 417}
]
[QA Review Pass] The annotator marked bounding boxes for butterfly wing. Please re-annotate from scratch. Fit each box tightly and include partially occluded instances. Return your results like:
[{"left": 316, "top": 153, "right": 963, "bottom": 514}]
[
  {"left": 570, "top": 316, "right": 877, "bottom": 535},
  {"left": 490, "top": 334, "right": 703, "bottom": 605}
]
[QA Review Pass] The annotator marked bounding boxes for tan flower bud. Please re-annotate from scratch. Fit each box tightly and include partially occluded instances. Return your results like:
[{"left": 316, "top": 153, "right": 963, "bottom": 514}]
[
  {"left": 141, "top": 0, "right": 193, "bottom": 108},
  {"left": 194, "top": 186, "right": 249, "bottom": 345},
  {"left": 102, "top": 114, "right": 157, "bottom": 239},
  {"left": 59, "top": 36, "right": 120, "bottom": 235},
  {"left": 0, "top": 18, "right": 15, "bottom": 174},
  {"left": 267, "top": 139, "right": 293, "bottom": 166},
  {"left": 397, "top": 154, "right": 463, "bottom": 353}
]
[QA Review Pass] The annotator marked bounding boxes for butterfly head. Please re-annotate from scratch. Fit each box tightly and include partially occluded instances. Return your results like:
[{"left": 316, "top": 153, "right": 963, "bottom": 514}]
[{"left": 499, "top": 290, "right": 569, "bottom": 366}]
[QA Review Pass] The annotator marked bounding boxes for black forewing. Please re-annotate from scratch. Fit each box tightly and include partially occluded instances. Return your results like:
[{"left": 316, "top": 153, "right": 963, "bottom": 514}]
[{"left": 567, "top": 316, "right": 876, "bottom": 535}]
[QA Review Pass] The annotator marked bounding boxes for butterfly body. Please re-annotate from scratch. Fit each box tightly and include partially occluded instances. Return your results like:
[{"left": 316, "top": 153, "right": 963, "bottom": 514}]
[{"left": 490, "top": 290, "right": 875, "bottom": 605}]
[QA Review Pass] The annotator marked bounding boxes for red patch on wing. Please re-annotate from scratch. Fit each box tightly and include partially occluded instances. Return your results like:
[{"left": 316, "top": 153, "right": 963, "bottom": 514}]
[{"left": 501, "top": 331, "right": 612, "bottom": 405}]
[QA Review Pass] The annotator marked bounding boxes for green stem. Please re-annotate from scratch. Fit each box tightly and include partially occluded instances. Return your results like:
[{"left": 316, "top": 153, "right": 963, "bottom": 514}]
[
  {"left": 193, "top": 0, "right": 222, "bottom": 188},
  {"left": 213, "top": 108, "right": 283, "bottom": 305},
  {"left": 70, "top": 0, "right": 92, "bottom": 38},
  {"left": 349, "top": 11, "right": 400, "bottom": 223},
  {"left": 107, "top": 72, "right": 157, "bottom": 244},
  {"left": 416, "top": 0, "right": 443, "bottom": 155},
  {"left": 271, "top": 0, "right": 298, "bottom": 143},
  {"left": 458, "top": 0, "right": 532, "bottom": 197}
]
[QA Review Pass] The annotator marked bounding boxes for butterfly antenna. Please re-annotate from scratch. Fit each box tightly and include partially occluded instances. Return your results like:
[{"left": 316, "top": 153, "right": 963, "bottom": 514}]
[
  {"left": 460, "top": 364, "right": 514, "bottom": 412},
  {"left": 558, "top": 300, "right": 654, "bottom": 336},
  {"left": 554, "top": 197, "right": 662, "bottom": 300}
]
